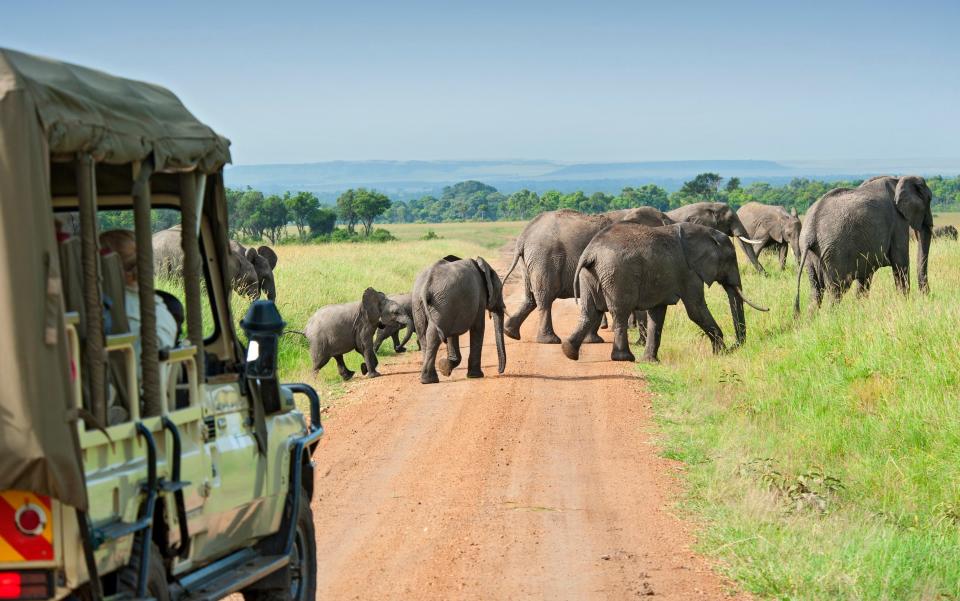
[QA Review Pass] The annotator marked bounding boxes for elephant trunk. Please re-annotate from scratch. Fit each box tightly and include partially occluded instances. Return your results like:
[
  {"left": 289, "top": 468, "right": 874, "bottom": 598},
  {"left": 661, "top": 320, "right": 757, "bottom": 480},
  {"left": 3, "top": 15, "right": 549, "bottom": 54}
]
[
  {"left": 492, "top": 311, "right": 507, "bottom": 374},
  {"left": 732, "top": 222, "right": 765, "bottom": 273},
  {"left": 916, "top": 225, "right": 932, "bottom": 294},
  {"left": 263, "top": 278, "right": 277, "bottom": 302},
  {"left": 726, "top": 286, "right": 746, "bottom": 347}
]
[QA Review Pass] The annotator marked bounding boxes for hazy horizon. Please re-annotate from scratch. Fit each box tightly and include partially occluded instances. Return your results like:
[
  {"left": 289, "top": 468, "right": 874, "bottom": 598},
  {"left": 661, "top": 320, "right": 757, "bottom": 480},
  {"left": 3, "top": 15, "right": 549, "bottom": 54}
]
[{"left": 6, "top": 1, "right": 959, "bottom": 165}]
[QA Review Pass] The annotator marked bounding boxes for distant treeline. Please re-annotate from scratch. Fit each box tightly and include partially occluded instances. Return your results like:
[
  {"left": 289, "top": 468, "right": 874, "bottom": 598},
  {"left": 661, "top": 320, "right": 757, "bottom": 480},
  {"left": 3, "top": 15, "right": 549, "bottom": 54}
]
[{"left": 221, "top": 173, "right": 960, "bottom": 241}]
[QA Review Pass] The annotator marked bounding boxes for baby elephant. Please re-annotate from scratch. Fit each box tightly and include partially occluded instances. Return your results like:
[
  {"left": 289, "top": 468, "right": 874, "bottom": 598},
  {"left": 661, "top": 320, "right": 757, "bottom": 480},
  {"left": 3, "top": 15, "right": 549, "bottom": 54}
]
[
  {"left": 413, "top": 256, "right": 507, "bottom": 384},
  {"left": 305, "top": 287, "right": 409, "bottom": 380},
  {"left": 933, "top": 225, "right": 958, "bottom": 241},
  {"left": 564, "top": 222, "right": 768, "bottom": 363},
  {"left": 373, "top": 293, "right": 416, "bottom": 353}
]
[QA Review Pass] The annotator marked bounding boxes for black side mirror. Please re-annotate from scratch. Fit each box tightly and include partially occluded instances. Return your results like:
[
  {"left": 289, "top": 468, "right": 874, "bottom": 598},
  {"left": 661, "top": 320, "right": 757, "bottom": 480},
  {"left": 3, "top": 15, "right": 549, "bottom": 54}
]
[{"left": 240, "top": 300, "right": 285, "bottom": 416}]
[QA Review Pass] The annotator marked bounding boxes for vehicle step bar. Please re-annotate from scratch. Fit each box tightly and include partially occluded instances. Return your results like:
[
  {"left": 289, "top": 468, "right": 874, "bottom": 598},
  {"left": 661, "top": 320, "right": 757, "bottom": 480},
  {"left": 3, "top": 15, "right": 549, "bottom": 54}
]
[{"left": 172, "top": 548, "right": 289, "bottom": 601}]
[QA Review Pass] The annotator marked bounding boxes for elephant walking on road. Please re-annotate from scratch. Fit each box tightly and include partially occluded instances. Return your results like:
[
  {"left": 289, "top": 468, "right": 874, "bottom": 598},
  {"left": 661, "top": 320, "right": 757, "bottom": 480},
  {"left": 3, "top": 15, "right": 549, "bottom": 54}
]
[
  {"left": 563, "top": 222, "right": 768, "bottom": 363},
  {"left": 502, "top": 207, "right": 674, "bottom": 344},
  {"left": 413, "top": 256, "right": 507, "bottom": 384},
  {"left": 667, "top": 202, "right": 766, "bottom": 274},
  {"left": 304, "top": 288, "right": 409, "bottom": 380},
  {"left": 736, "top": 202, "right": 802, "bottom": 270},
  {"left": 795, "top": 175, "right": 932, "bottom": 312}
]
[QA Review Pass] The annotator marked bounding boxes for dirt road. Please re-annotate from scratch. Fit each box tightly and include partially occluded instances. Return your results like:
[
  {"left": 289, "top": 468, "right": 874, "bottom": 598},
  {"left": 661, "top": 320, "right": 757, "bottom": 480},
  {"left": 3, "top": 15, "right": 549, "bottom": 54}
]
[{"left": 309, "top": 252, "right": 743, "bottom": 600}]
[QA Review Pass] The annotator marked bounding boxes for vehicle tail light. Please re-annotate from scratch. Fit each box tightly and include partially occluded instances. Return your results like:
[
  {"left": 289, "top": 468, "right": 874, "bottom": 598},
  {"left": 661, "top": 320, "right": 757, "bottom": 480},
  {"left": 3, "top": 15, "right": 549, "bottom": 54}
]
[{"left": 0, "top": 571, "right": 52, "bottom": 599}]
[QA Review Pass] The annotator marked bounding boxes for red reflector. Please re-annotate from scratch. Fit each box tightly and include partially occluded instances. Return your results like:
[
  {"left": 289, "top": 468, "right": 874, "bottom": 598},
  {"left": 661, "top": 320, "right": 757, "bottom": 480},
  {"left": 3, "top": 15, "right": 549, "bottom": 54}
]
[
  {"left": 16, "top": 510, "right": 40, "bottom": 535},
  {"left": 0, "top": 572, "right": 20, "bottom": 599}
]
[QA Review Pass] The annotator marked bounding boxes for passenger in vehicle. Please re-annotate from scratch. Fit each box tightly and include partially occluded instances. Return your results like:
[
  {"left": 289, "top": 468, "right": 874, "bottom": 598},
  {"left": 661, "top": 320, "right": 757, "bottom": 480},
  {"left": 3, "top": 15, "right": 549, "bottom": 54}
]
[{"left": 99, "top": 229, "right": 179, "bottom": 354}]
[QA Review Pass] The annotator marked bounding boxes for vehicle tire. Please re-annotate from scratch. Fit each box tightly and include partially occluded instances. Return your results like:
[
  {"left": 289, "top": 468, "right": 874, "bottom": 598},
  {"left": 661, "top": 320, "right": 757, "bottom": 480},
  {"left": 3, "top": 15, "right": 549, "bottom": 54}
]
[
  {"left": 244, "top": 492, "right": 317, "bottom": 601},
  {"left": 117, "top": 540, "right": 169, "bottom": 601}
]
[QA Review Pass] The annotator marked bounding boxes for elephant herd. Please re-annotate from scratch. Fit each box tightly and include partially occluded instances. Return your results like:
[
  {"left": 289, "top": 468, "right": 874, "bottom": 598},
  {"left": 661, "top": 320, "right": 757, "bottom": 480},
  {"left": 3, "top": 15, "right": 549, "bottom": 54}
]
[{"left": 153, "top": 174, "right": 941, "bottom": 385}]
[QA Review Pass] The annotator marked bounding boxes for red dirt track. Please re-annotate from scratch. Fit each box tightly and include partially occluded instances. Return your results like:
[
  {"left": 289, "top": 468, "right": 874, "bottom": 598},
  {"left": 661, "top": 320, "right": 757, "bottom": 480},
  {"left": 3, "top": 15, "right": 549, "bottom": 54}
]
[{"left": 307, "top": 248, "right": 745, "bottom": 600}]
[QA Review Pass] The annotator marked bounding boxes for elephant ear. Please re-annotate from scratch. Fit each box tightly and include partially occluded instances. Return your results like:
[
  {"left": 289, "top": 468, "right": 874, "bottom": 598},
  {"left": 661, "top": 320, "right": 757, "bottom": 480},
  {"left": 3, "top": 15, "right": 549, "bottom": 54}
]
[
  {"left": 257, "top": 245, "right": 278, "bottom": 270},
  {"left": 359, "top": 287, "right": 383, "bottom": 326},
  {"left": 473, "top": 257, "right": 503, "bottom": 311},
  {"left": 678, "top": 224, "right": 722, "bottom": 285},
  {"left": 894, "top": 176, "right": 933, "bottom": 230}
]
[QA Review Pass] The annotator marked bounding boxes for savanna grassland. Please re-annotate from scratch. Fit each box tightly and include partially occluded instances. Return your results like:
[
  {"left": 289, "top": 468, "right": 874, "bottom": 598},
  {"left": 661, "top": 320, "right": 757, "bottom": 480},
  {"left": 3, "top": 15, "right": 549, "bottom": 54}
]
[
  {"left": 641, "top": 212, "right": 960, "bottom": 599},
  {"left": 208, "top": 213, "right": 959, "bottom": 600}
]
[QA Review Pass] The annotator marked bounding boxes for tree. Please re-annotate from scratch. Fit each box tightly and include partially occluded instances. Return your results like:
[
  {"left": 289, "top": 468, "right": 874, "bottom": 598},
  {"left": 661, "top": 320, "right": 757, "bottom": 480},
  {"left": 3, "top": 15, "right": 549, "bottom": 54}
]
[
  {"left": 285, "top": 191, "right": 321, "bottom": 238},
  {"left": 336, "top": 189, "right": 358, "bottom": 233},
  {"left": 236, "top": 188, "right": 265, "bottom": 238},
  {"left": 307, "top": 207, "right": 337, "bottom": 237},
  {"left": 353, "top": 189, "right": 392, "bottom": 236},
  {"left": 259, "top": 194, "right": 289, "bottom": 244},
  {"left": 725, "top": 177, "right": 741, "bottom": 192},
  {"left": 678, "top": 172, "right": 724, "bottom": 202},
  {"left": 506, "top": 189, "right": 539, "bottom": 220}
]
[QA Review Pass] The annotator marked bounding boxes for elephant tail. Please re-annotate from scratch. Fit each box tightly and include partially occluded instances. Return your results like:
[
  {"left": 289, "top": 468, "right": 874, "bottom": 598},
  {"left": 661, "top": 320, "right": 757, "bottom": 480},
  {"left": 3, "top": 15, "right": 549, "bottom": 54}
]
[
  {"left": 794, "top": 248, "right": 809, "bottom": 317},
  {"left": 283, "top": 329, "right": 307, "bottom": 338},
  {"left": 420, "top": 284, "right": 447, "bottom": 340},
  {"left": 573, "top": 249, "right": 595, "bottom": 304},
  {"left": 501, "top": 243, "right": 524, "bottom": 286}
]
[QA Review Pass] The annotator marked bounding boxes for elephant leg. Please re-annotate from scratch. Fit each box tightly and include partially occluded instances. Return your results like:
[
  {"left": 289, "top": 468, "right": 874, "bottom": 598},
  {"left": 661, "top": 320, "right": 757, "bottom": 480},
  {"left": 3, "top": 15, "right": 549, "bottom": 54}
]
[
  {"left": 334, "top": 355, "right": 355, "bottom": 381},
  {"left": 683, "top": 294, "right": 725, "bottom": 354},
  {"left": 561, "top": 304, "right": 603, "bottom": 361},
  {"left": 855, "top": 273, "right": 874, "bottom": 298},
  {"left": 641, "top": 306, "right": 667, "bottom": 362},
  {"left": 806, "top": 260, "right": 824, "bottom": 308},
  {"left": 360, "top": 342, "right": 381, "bottom": 378},
  {"left": 504, "top": 280, "right": 536, "bottom": 340},
  {"left": 438, "top": 335, "right": 461, "bottom": 377},
  {"left": 466, "top": 314, "right": 486, "bottom": 378},
  {"left": 609, "top": 311, "right": 635, "bottom": 362},
  {"left": 534, "top": 298, "right": 561, "bottom": 344},
  {"left": 312, "top": 354, "right": 331, "bottom": 373},
  {"left": 396, "top": 325, "right": 414, "bottom": 352},
  {"left": 634, "top": 310, "right": 648, "bottom": 345},
  {"left": 419, "top": 324, "right": 442, "bottom": 384},
  {"left": 778, "top": 244, "right": 788, "bottom": 270}
]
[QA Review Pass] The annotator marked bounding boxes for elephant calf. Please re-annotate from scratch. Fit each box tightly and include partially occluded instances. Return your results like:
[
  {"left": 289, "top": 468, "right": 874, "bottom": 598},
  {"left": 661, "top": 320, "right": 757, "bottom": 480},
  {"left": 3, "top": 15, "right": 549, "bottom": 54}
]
[
  {"left": 413, "top": 255, "right": 507, "bottom": 384},
  {"left": 933, "top": 225, "right": 958, "bottom": 241},
  {"left": 304, "top": 287, "right": 409, "bottom": 380},
  {"left": 373, "top": 293, "right": 416, "bottom": 353},
  {"left": 563, "top": 222, "right": 768, "bottom": 363}
]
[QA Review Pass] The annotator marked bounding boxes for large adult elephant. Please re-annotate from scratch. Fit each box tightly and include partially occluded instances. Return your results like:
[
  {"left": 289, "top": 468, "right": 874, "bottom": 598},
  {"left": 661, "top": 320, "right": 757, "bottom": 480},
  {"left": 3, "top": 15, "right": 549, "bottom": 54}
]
[
  {"left": 413, "top": 255, "right": 507, "bottom": 384},
  {"left": 563, "top": 222, "right": 768, "bottom": 363},
  {"left": 502, "top": 207, "right": 674, "bottom": 343},
  {"left": 795, "top": 175, "right": 932, "bottom": 311},
  {"left": 152, "top": 226, "right": 279, "bottom": 300},
  {"left": 667, "top": 202, "right": 765, "bottom": 274},
  {"left": 737, "top": 202, "right": 802, "bottom": 270}
]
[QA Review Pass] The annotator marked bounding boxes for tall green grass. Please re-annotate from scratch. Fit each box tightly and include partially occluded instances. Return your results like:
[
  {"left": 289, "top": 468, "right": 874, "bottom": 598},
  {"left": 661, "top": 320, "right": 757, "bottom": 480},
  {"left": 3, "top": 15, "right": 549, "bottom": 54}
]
[{"left": 641, "top": 220, "right": 960, "bottom": 599}]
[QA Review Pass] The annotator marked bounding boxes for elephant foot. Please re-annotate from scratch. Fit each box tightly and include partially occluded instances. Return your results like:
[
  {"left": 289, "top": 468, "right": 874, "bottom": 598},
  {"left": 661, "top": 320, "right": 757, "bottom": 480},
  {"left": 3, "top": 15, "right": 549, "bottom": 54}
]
[
  {"left": 466, "top": 368, "right": 485, "bottom": 379},
  {"left": 585, "top": 332, "right": 604, "bottom": 344},
  {"left": 366, "top": 370, "right": 382, "bottom": 378},
  {"left": 359, "top": 363, "right": 368, "bottom": 375},
  {"left": 611, "top": 349, "right": 636, "bottom": 362},
  {"left": 395, "top": 346, "right": 406, "bottom": 353},
  {"left": 437, "top": 358, "right": 454, "bottom": 377},
  {"left": 535, "top": 332, "right": 562, "bottom": 344},
  {"left": 641, "top": 353, "right": 659, "bottom": 363},
  {"left": 420, "top": 372, "right": 440, "bottom": 385},
  {"left": 339, "top": 369, "right": 355, "bottom": 381},
  {"left": 503, "top": 324, "right": 521, "bottom": 340},
  {"left": 561, "top": 340, "right": 580, "bottom": 361}
]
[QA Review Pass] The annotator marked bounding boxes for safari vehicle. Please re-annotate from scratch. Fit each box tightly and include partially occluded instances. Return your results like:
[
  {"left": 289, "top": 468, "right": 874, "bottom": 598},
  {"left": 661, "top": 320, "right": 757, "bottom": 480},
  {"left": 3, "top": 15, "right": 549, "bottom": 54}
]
[{"left": 0, "top": 49, "right": 322, "bottom": 600}]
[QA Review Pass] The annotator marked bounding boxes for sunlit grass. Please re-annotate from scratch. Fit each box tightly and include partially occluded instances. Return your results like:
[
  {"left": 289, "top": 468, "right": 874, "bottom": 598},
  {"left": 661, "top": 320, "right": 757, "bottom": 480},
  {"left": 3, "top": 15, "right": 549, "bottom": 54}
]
[{"left": 640, "top": 214, "right": 960, "bottom": 599}]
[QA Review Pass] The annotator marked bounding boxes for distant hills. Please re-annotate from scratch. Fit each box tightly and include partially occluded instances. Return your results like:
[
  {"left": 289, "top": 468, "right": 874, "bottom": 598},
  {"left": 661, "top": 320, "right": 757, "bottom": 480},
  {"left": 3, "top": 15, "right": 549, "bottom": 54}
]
[{"left": 224, "top": 159, "right": 960, "bottom": 202}]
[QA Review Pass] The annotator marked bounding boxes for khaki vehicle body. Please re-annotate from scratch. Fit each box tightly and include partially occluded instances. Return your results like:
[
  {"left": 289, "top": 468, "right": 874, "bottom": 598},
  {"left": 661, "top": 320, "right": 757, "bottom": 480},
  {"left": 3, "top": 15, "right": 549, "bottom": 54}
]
[{"left": 0, "top": 48, "right": 321, "bottom": 600}]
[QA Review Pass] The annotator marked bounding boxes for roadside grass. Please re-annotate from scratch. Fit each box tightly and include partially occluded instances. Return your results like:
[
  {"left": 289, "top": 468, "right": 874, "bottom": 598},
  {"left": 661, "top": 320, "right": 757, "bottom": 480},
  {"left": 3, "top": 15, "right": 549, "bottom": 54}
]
[
  {"left": 384, "top": 220, "right": 526, "bottom": 247},
  {"left": 639, "top": 216, "right": 960, "bottom": 599}
]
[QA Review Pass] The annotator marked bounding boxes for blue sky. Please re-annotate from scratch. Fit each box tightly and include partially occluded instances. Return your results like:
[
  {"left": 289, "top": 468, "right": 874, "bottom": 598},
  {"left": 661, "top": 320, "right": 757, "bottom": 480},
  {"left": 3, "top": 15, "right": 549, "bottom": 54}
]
[{"left": 5, "top": 0, "right": 959, "bottom": 165}]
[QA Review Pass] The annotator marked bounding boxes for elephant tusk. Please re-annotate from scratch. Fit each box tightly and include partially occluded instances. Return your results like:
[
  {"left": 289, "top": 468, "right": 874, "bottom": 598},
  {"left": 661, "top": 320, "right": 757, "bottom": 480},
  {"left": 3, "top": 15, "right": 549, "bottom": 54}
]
[
  {"left": 736, "top": 288, "right": 769, "bottom": 312},
  {"left": 738, "top": 236, "right": 765, "bottom": 245}
]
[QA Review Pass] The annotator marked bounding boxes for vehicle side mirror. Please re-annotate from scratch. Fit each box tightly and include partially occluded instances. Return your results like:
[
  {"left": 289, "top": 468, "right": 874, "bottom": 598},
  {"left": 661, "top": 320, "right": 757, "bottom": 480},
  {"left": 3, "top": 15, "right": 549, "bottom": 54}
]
[{"left": 240, "top": 300, "right": 285, "bottom": 416}]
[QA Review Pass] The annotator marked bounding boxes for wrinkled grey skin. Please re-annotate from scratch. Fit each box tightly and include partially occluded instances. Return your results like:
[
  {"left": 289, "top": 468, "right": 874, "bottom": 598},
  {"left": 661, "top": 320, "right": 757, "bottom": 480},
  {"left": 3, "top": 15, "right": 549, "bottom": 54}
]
[
  {"left": 413, "top": 256, "right": 507, "bottom": 384},
  {"left": 667, "top": 202, "right": 765, "bottom": 274},
  {"left": 502, "top": 207, "right": 674, "bottom": 344},
  {"left": 373, "top": 293, "right": 416, "bottom": 353},
  {"left": 564, "top": 222, "right": 768, "bottom": 363},
  {"left": 795, "top": 175, "right": 933, "bottom": 312},
  {"left": 152, "top": 225, "right": 278, "bottom": 300},
  {"left": 737, "top": 202, "right": 802, "bottom": 270},
  {"left": 933, "top": 225, "right": 958, "bottom": 240},
  {"left": 304, "top": 287, "right": 409, "bottom": 380}
]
